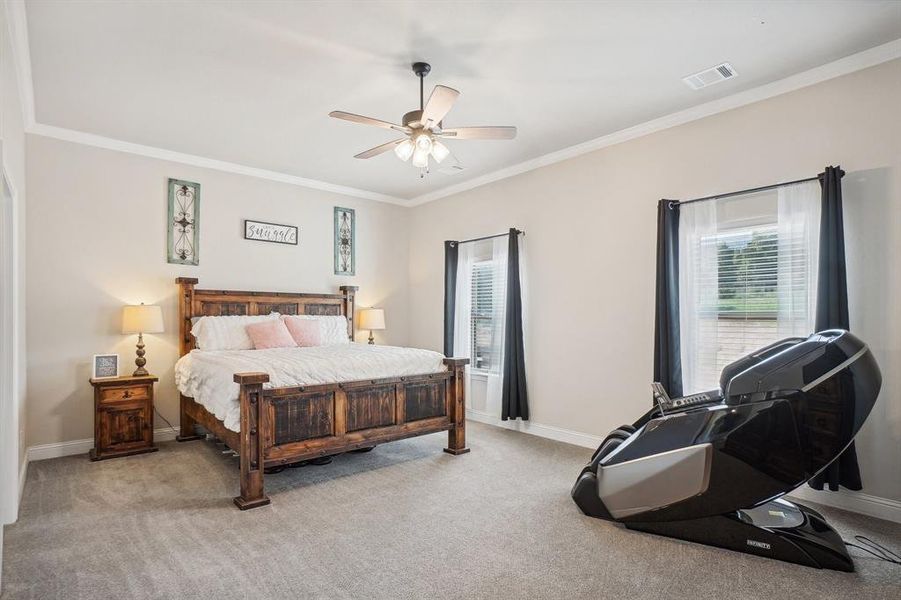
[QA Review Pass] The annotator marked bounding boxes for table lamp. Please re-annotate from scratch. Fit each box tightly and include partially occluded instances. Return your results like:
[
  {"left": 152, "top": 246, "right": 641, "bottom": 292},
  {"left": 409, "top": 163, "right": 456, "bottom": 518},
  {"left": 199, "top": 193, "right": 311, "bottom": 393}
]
[
  {"left": 358, "top": 308, "right": 385, "bottom": 345},
  {"left": 122, "top": 303, "right": 164, "bottom": 376}
]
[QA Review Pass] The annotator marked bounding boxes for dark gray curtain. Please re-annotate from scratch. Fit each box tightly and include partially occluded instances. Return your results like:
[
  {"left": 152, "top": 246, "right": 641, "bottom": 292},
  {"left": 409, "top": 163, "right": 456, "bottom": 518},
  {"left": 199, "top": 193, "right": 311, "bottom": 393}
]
[
  {"left": 501, "top": 229, "right": 529, "bottom": 421},
  {"left": 443, "top": 241, "right": 458, "bottom": 357},
  {"left": 809, "top": 166, "right": 862, "bottom": 492},
  {"left": 653, "top": 200, "right": 683, "bottom": 399}
]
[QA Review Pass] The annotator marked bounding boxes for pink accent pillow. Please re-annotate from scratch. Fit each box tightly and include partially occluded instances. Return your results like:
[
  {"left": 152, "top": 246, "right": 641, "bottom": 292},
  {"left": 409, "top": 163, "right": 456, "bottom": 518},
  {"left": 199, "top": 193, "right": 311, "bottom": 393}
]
[
  {"left": 282, "top": 317, "right": 322, "bottom": 347},
  {"left": 245, "top": 320, "right": 297, "bottom": 350}
]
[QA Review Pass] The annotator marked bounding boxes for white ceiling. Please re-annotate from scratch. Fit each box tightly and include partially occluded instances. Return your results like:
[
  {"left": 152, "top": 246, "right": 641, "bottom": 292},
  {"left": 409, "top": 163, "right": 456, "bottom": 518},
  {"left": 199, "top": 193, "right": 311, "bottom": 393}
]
[{"left": 24, "top": 1, "right": 901, "bottom": 202}]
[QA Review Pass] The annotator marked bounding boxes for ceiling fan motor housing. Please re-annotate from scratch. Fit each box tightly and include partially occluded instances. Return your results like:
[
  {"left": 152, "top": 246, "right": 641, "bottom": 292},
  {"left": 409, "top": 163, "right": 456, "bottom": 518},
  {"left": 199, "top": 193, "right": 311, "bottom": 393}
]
[{"left": 402, "top": 110, "right": 424, "bottom": 128}]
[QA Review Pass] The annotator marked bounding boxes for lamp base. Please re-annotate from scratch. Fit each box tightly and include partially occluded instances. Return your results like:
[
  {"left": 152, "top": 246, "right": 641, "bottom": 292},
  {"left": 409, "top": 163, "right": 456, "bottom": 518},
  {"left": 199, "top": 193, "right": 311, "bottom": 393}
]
[
  {"left": 368, "top": 331, "right": 375, "bottom": 345},
  {"left": 134, "top": 333, "right": 149, "bottom": 376}
]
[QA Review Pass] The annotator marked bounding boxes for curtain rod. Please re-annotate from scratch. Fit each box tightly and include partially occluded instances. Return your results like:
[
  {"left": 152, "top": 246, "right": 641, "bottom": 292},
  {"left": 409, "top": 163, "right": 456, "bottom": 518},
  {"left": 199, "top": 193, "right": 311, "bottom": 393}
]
[
  {"left": 675, "top": 173, "right": 830, "bottom": 207},
  {"left": 455, "top": 228, "right": 524, "bottom": 245}
]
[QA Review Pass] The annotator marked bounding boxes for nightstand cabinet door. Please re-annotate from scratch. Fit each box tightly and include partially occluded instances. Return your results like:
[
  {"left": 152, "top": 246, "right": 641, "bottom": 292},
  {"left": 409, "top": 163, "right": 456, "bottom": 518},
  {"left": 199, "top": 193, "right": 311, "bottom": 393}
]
[
  {"left": 90, "top": 375, "right": 159, "bottom": 461},
  {"left": 99, "top": 401, "right": 152, "bottom": 451}
]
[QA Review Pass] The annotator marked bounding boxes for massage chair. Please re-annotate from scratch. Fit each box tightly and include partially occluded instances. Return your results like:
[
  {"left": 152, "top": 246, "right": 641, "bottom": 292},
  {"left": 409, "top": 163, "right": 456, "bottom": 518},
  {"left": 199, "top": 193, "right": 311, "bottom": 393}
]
[{"left": 571, "top": 329, "right": 881, "bottom": 571}]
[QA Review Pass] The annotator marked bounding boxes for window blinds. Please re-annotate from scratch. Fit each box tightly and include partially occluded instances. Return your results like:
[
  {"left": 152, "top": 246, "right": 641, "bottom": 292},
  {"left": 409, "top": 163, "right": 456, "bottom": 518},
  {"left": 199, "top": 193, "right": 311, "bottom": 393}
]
[
  {"left": 680, "top": 181, "right": 820, "bottom": 393},
  {"left": 470, "top": 260, "right": 506, "bottom": 372},
  {"left": 692, "top": 225, "right": 812, "bottom": 388}
]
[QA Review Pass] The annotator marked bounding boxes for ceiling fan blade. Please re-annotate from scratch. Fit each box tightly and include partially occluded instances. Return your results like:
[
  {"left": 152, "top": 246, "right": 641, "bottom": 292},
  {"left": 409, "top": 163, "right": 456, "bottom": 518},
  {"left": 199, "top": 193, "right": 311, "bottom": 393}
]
[
  {"left": 421, "top": 85, "right": 460, "bottom": 129},
  {"left": 438, "top": 126, "right": 517, "bottom": 140},
  {"left": 329, "top": 111, "right": 410, "bottom": 134},
  {"left": 354, "top": 138, "right": 406, "bottom": 159}
]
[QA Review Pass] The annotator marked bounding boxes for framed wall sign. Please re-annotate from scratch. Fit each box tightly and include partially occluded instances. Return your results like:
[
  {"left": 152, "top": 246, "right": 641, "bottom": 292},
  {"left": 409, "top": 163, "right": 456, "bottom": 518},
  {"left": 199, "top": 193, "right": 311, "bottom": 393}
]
[
  {"left": 244, "top": 220, "right": 298, "bottom": 245},
  {"left": 167, "top": 178, "right": 200, "bottom": 265},
  {"left": 334, "top": 206, "right": 355, "bottom": 276},
  {"left": 92, "top": 354, "right": 119, "bottom": 379}
]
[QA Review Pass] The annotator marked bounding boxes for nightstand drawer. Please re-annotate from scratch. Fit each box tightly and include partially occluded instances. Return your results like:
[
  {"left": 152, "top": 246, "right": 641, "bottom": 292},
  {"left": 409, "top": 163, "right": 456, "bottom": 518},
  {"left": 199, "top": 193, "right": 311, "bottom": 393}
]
[{"left": 100, "top": 385, "right": 150, "bottom": 403}]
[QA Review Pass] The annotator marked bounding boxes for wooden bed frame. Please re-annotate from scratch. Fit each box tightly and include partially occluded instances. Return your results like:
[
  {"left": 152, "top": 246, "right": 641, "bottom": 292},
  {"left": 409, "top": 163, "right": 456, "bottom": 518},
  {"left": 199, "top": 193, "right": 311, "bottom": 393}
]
[{"left": 174, "top": 278, "right": 469, "bottom": 509}]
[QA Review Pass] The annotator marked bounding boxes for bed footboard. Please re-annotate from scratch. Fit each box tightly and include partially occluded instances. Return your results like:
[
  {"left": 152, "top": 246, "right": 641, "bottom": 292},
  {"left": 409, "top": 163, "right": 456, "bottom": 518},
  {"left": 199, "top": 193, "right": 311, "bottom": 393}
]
[{"left": 231, "top": 358, "right": 469, "bottom": 510}]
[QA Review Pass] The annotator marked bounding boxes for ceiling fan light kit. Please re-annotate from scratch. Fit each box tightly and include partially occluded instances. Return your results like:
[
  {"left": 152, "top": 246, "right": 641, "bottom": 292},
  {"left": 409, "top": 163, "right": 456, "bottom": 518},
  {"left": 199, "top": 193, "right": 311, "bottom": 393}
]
[
  {"left": 329, "top": 62, "right": 517, "bottom": 177},
  {"left": 431, "top": 140, "right": 450, "bottom": 163},
  {"left": 411, "top": 148, "right": 430, "bottom": 169},
  {"left": 414, "top": 132, "right": 433, "bottom": 152},
  {"left": 394, "top": 138, "right": 415, "bottom": 161}
]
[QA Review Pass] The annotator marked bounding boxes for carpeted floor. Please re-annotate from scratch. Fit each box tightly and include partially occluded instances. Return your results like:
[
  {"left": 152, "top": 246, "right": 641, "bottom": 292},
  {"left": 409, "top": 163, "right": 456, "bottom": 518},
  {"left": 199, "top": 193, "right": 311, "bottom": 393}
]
[{"left": 2, "top": 421, "right": 900, "bottom": 599}]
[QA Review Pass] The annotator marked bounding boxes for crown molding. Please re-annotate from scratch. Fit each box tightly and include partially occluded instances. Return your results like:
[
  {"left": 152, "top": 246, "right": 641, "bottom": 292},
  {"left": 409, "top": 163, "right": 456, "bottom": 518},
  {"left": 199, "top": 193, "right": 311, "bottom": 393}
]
[
  {"left": 28, "top": 123, "right": 409, "bottom": 205},
  {"left": 5, "top": 2, "right": 407, "bottom": 205},
  {"left": 408, "top": 38, "right": 901, "bottom": 206},
  {"left": 8, "top": 0, "right": 899, "bottom": 208}
]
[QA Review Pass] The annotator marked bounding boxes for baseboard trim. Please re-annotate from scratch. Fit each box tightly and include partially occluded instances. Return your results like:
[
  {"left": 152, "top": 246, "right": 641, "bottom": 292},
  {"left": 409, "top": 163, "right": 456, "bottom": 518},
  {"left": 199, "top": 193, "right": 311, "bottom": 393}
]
[
  {"left": 788, "top": 486, "right": 901, "bottom": 524},
  {"left": 467, "top": 408, "right": 901, "bottom": 524},
  {"left": 25, "top": 427, "right": 180, "bottom": 463},
  {"left": 467, "top": 408, "right": 603, "bottom": 449},
  {"left": 23, "top": 419, "right": 901, "bottom": 524},
  {"left": 17, "top": 457, "right": 26, "bottom": 508}
]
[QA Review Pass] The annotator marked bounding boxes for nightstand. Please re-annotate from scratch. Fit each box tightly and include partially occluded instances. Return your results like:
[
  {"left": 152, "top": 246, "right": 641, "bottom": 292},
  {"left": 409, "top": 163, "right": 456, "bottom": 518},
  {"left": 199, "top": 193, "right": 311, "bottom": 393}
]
[{"left": 89, "top": 374, "right": 159, "bottom": 461}]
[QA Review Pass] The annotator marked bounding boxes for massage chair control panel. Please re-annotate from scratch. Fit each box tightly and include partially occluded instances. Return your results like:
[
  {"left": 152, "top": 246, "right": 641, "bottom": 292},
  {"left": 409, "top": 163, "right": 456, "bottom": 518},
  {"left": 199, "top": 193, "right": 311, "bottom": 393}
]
[
  {"left": 666, "top": 391, "right": 718, "bottom": 410},
  {"left": 652, "top": 382, "right": 722, "bottom": 414}
]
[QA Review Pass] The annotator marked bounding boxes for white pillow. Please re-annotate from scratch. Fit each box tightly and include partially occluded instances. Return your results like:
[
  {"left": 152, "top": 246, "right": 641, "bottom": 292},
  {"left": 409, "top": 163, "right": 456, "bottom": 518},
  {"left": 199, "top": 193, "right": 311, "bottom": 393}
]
[
  {"left": 284, "top": 315, "right": 350, "bottom": 345},
  {"left": 191, "top": 314, "right": 280, "bottom": 351}
]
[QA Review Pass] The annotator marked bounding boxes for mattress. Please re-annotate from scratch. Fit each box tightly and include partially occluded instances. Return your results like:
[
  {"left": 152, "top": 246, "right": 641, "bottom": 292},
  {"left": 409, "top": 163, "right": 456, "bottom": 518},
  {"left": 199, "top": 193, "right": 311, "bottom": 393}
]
[{"left": 174, "top": 344, "right": 447, "bottom": 432}]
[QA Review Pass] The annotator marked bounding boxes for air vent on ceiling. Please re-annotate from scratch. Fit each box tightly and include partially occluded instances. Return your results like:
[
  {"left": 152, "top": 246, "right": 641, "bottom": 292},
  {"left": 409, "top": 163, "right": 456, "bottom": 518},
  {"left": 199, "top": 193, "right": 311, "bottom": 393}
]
[
  {"left": 682, "top": 62, "right": 738, "bottom": 90},
  {"left": 438, "top": 163, "right": 466, "bottom": 176}
]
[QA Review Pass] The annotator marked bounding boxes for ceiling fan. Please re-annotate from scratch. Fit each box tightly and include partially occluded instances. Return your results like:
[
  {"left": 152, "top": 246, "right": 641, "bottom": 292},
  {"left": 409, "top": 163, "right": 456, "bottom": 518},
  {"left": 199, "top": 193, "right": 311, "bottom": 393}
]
[{"left": 329, "top": 62, "right": 516, "bottom": 175}]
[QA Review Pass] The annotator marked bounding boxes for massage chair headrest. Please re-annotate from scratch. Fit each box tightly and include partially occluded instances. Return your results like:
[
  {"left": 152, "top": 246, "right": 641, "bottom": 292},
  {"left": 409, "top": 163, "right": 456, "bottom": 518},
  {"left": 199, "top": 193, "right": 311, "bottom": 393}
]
[{"left": 721, "top": 330, "right": 866, "bottom": 405}]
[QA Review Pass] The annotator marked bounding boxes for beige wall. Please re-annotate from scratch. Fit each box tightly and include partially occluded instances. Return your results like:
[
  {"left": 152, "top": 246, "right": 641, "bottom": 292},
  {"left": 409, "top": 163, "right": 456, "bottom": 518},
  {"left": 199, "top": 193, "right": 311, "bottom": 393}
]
[
  {"left": 408, "top": 60, "right": 901, "bottom": 502},
  {"left": 25, "top": 135, "right": 410, "bottom": 448},
  {"left": 1, "top": 2, "right": 28, "bottom": 520}
]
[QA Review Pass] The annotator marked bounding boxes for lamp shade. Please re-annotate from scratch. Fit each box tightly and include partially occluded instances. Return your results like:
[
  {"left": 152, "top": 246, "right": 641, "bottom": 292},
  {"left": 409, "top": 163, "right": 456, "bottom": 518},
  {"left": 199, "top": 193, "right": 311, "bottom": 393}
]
[
  {"left": 122, "top": 304, "right": 164, "bottom": 335},
  {"left": 358, "top": 308, "right": 386, "bottom": 331}
]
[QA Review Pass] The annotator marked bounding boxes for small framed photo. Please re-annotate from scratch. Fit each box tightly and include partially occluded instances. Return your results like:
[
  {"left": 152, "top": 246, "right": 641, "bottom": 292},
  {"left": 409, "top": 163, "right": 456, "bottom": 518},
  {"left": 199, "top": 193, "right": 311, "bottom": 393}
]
[{"left": 92, "top": 354, "right": 120, "bottom": 379}]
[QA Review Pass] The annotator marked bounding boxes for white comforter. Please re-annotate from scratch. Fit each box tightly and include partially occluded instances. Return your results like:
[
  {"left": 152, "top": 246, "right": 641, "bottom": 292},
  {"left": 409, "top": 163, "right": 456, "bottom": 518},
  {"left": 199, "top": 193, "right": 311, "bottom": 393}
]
[{"left": 174, "top": 344, "right": 447, "bottom": 432}]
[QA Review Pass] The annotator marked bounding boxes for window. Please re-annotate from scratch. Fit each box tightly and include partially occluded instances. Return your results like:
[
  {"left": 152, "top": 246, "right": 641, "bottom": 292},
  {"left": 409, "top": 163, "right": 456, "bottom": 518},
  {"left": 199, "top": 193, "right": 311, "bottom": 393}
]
[
  {"left": 470, "top": 259, "right": 506, "bottom": 373},
  {"left": 680, "top": 183, "right": 820, "bottom": 393},
  {"left": 693, "top": 224, "right": 786, "bottom": 387}
]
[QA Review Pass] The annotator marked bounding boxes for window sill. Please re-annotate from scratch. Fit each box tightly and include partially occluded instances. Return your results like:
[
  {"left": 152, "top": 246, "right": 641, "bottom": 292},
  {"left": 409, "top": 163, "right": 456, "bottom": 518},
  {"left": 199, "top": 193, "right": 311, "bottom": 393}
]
[{"left": 469, "top": 371, "right": 495, "bottom": 381}]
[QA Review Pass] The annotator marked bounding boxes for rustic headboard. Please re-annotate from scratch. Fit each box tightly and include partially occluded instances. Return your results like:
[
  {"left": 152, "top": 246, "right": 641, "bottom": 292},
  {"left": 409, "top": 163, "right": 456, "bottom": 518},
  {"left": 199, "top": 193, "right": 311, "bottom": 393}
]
[{"left": 175, "top": 278, "right": 358, "bottom": 356}]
